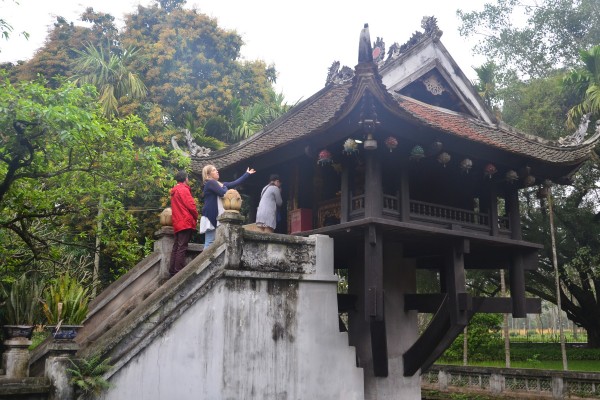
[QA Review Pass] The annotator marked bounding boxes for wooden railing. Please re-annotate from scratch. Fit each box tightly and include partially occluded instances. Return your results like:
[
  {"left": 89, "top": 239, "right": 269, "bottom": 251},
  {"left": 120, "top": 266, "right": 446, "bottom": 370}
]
[
  {"left": 423, "top": 365, "right": 600, "bottom": 399},
  {"left": 342, "top": 194, "right": 511, "bottom": 236},
  {"left": 409, "top": 200, "right": 489, "bottom": 229}
]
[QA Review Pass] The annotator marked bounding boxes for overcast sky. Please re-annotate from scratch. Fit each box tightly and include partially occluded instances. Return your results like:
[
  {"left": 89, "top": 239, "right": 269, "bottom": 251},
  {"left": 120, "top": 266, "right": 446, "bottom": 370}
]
[{"left": 0, "top": 0, "right": 486, "bottom": 103}]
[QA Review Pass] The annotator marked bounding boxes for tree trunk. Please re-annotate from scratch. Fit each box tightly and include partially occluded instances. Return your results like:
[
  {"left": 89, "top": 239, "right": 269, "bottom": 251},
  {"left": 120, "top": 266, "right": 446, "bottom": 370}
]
[
  {"left": 463, "top": 326, "right": 468, "bottom": 366},
  {"left": 501, "top": 269, "right": 510, "bottom": 368},
  {"left": 585, "top": 326, "right": 600, "bottom": 348}
]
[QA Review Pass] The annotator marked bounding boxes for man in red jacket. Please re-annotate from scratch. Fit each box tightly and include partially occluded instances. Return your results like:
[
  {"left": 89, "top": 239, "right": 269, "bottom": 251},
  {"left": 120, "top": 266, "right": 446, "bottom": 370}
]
[{"left": 169, "top": 170, "right": 199, "bottom": 276}]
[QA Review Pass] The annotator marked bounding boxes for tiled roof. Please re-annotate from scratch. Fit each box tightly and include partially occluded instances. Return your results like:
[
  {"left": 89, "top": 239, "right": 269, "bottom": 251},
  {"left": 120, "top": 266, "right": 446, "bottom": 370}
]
[
  {"left": 192, "top": 75, "right": 599, "bottom": 172},
  {"left": 395, "top": 95, "right": 599, "bottom": 165}
]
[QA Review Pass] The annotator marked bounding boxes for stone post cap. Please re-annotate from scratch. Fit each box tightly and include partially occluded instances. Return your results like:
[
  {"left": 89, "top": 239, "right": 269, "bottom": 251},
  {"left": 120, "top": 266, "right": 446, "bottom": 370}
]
[
  {"left": 218, "top": 211, "right": 245, "bottom": 225},
  {"left": 223, "top": 189, "right": 242, "bottom": 213}
]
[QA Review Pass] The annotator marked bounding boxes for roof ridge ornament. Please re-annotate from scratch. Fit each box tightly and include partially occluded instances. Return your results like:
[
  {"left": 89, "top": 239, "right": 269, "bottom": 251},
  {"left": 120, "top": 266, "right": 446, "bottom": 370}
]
[
  {"left": 558, "top": 113, "right": 595, "bottom": 146},
  {"left": 383, "top": 16, "right": 443, "bottom": 68},
  {"left": 358, "top": 23, "right": 374, "bottom": 64},
  {"left": 325, "top": 61, "right": 354, "bottom": 86},
  {"left": 171, "top": 128, "right": 212, "bottom": 158}
]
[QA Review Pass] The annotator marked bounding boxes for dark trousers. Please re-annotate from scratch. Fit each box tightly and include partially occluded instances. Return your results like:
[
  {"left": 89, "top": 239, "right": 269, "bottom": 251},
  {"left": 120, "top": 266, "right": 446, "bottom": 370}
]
[{"left": 169, "top": 229, "right": 194, "bottom": 276}]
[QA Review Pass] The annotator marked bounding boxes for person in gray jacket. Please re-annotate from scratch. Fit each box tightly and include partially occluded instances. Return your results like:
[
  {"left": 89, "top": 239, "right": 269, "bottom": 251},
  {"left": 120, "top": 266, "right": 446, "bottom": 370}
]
[{"left": 255, "top": 174, "right": 282, "bottom": 233}]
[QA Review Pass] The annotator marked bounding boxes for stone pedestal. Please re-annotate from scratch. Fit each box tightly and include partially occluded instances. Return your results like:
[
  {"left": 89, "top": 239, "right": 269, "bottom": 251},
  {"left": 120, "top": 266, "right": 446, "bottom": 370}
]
[
  {"left": 3, "top": 338, "right": 32, "bottom": 378},
  {"left": 44, "top": 341, "right": 79, "bottom": 400},
  {"left": 154, "top": 225, "right": 175, "bottom": 279}
]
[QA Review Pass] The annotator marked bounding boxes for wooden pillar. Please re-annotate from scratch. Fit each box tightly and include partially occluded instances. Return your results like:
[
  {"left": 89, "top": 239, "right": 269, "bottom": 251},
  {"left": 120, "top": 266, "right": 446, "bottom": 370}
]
[
  {"left": 488, "top": 185, "right": 499, "bottom": 236},
  {"left": 364, "top": 150, "right": 382, "bottom": 219},
  {"left": 340, "top": 165, "right": 349, "bottom": 223},
  {"left": 399, "top": 166, "right": 410, "bottom": 222},
  {"left": 444, "top": 240, "right": 470, "bottom": 325},
  {"left": 506, "top": 187, "right": 522, "bottom": 240}
]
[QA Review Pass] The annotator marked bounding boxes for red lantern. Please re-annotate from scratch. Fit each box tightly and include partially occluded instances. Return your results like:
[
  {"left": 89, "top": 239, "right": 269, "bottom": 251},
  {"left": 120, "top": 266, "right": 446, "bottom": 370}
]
[
  {"left": 384, "top": 136, "right": 398, "bottom": 152},
  {"left": 317, "top": 149, "right": 333, "bottom": 166},
  {"left": 484, "top": 163, "right": 497, "bottom": 178}
]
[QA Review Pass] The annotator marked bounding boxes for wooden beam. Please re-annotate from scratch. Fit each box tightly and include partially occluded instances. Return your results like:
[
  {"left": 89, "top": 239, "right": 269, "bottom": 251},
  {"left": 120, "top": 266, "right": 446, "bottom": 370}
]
[
  {"left": 404, "top": 294, "right": 541, "bottom": 314},
  {"left": 403, "top": 294, "right": 470, "bottom": 376}
]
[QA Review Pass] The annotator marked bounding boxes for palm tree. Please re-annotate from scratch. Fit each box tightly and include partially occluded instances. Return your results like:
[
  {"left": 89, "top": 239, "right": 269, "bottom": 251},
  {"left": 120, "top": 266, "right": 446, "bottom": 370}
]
[
  {"left": 563, "top": 45, "right": 600, "bottom": 129},
  {"left": 72, "top": 42, "right": 147, "bottom": 119}
]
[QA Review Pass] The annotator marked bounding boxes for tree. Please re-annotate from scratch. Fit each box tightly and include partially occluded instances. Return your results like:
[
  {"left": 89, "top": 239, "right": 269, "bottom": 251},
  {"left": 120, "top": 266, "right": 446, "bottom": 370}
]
[
  {"left": 521, "top": 172, "right": 600, "bottom": 347},
  {"left": 460, "top": 1, "right": 600, "bottom": 347},
  {"left": 563, "top": 45, "right": 600, "bottom": 128},
  {"left": 15, "top": 9, "right": 120, "bottom": 85},
  {"left": 0, "top": 72, "right": 168, "bottom": 284},
  {"left": 501, "top": 72, "right": 575, "bottom": 140},
  {"left": 72, "top": 43, "right": 147, "bottom": 119},
  {"left": 120, "top": 1, "right": 276, "bottom": 142},
  {"left": 458, "top": 0, "right": 600, "bottom": 80}
]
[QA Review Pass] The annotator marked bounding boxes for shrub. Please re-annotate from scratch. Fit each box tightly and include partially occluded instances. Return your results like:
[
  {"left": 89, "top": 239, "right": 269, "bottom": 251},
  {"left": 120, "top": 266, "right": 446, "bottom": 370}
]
[
  {"left": 42, "top": 273, "right": 90, "bottom": 325},
  {"left": 3, "top": 273, "right": 44, "bottom": 326}
]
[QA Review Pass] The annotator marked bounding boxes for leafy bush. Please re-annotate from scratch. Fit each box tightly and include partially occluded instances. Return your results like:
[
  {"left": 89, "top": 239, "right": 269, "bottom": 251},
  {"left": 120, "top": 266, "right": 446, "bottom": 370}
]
[
  {"left": 440, "top": 314, "right": 503, "bottom": 362},
  {"left": 3, "top": 273, "right": 44, "bottom": 325},
  {"left": 67, "top": 354, "right": 112, "bottom": 398},
  {"left": 42, "top": 273, "right": 90, "bottom": 325}
]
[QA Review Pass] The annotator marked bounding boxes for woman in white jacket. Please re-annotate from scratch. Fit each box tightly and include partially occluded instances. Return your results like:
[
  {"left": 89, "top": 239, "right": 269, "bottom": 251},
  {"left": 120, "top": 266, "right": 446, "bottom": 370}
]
[{"left": 255, "top": 174, "right": 282, "bottom": 233}]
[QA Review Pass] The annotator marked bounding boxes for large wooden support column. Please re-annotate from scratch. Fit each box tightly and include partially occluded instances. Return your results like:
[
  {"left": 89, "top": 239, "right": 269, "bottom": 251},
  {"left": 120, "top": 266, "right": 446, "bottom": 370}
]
[
  {"left": 364, "top": 224, "right": 388, "bottom": 377},
  {"left": 509, "top": 253, "right": 527, "bottom": 318}
]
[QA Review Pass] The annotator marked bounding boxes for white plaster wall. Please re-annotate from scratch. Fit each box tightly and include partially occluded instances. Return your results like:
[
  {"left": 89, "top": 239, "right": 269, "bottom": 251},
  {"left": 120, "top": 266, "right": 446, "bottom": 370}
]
[{"left": 100, "top": 236, "right": 363, "bottom": 400}]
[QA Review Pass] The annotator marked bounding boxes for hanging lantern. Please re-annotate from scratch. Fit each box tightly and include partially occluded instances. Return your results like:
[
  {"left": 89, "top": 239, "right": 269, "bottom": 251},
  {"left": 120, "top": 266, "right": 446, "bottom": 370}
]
[
  {"left": 484, "top": 163, "right": 497, "bottom": 178},
  {"left": 429, "top": 140, "right": 443, "bottom": 155},
  {"left": 505, "top": 170, "right": 519, "bottom": 183},
  {"left": 409, "top": 145, "right": 425, "bottom": 161},
  {"left": 523, "top": 175, "right": 536, "bottom": 187},
  {"left": 437, "top": 152, "right": 451, "bottom": 167},
  {"left": 536, "top": 185, "right": 549, "bottom": 199},
  {"left": 317, "top": 149, "right": 333, "bottom": 166},
  {"left": 343, "top": 138, "right": 358, "bottom": 155},
  {"left": 384, "top": 136, "right": 398, "bottom": 152},
  {"left": 460, "top": 158, "right": 473, "bottom": 173}
]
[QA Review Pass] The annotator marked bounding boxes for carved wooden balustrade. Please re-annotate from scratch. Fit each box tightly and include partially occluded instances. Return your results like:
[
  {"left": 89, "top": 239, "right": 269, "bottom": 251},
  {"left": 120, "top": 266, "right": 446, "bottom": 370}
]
[{"left": 321, "top": 192, "right": 513, "bottom": 237}]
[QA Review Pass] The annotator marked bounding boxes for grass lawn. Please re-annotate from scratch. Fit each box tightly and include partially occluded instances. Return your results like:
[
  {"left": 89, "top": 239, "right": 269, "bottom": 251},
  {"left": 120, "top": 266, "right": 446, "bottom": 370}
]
[
  {"left": 439, "top": 359, "right": 600, "bottom": 372},
  {"left": 438, "top": 342, "right": 600, "bottom": 372}
]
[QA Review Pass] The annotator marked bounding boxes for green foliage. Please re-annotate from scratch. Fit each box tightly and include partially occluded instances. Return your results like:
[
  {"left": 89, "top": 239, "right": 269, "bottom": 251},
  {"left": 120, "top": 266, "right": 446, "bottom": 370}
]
[
  {"left": 563, "top": 45, "right": 600, "bottom": 128},
  {"left": 441, "top": 314, "right": 503, "bottom": 362},
  {"left": 458, "top": 0, "right": 600, "bottom": 81},
  {"left": 0, "top": 72, "right": 168, "bottom": 284},
  {"left": 67, "top": 354, "right": 112, "bottom": 398},
  {"left": 72, "top": 42, "right": 147, "bottom": 119},
  {"left": 120, "top": 4, "right": 275, "bottom": 142},
  {"left": 501, "top": 72, "right": 573, "bottom": 140},
  {"left": 42, "top": 273, "right": 90, "bottom": 325},
  {"left": 3, "top": 273, "right": 43, "bottom": 325}
]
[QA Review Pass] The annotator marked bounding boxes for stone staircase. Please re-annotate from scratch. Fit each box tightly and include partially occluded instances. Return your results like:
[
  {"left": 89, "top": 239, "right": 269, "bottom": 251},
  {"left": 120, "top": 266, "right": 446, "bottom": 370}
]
[{"left": 25, "top": 214, "right": 364, "bottom": 399}]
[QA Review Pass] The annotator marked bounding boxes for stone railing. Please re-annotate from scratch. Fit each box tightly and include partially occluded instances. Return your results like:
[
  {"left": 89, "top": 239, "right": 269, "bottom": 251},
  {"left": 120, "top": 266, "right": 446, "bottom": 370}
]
[{"left": 422, "top": 364, "right": 600, "bottom": 399}]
